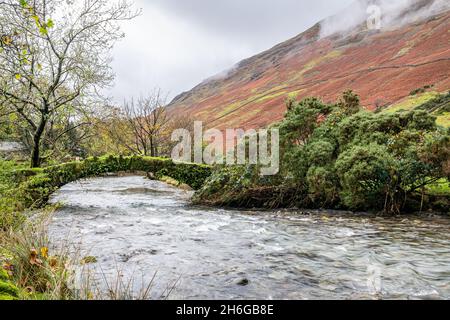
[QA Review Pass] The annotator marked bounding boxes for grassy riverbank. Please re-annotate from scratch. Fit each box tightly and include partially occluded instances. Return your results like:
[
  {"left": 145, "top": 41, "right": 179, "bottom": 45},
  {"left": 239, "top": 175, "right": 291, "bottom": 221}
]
[{"left": 0, "top": 155, "right": 211, "bottom": 299}]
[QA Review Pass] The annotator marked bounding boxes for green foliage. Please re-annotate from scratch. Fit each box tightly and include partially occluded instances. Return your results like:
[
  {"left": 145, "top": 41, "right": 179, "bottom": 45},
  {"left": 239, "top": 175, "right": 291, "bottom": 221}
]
[
  {"left": 195, "top": 92, "right": 450, "bottom": 214},
  {"left": 410, "top": 85, "right": 434, "bottom": 96},
  {"left": 0, "top": 281, "right": 19, "bottom": 299},
  {"left": 306, "top": 165, "right": 339, "bottom": 206},
  {"left": 335, "top": 144, "right": 394, "bottom": 210},
  {"left": 0, "top": 269, "right": 19, "bottom": 300},
  {"left": 0, "top": 156, "right": 212, "bottom": 230},
  {"left": 337, "top": 90, "right": 361, "bottom": 115},
  {"left": 281, "top": 96, "right": 334, "bottom": 146},
  {"left": 193, "top": 165, "right": 284, "bottom": 208}
]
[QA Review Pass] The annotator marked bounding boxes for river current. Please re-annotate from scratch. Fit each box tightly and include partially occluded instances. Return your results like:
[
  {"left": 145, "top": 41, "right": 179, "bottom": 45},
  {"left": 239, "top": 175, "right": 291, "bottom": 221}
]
[{"left": 49, "top": 176, "right": 450, "bottom": 300}]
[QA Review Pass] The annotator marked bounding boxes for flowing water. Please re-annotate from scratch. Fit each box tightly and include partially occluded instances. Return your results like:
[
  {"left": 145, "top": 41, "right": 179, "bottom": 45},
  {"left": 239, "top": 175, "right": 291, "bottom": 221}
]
[{"left": 49, "top": 176, "right": 450, "bottom": 300}]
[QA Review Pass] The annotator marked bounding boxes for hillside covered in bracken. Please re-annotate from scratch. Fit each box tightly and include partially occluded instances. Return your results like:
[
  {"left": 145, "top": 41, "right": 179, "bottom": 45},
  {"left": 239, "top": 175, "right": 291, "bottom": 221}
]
[{"left": 168, "top": 0, "right": 450, "bottom": 130}]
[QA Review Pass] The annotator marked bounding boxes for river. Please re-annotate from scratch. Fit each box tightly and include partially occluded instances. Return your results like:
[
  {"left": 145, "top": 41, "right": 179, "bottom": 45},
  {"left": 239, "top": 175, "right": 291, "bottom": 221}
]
[{"left": 48, "top": 176, "right": 450, "bottom": 300}]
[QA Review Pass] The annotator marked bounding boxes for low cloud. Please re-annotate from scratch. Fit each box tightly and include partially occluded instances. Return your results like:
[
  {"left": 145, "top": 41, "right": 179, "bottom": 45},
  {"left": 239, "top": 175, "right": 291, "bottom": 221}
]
[{"left": 320, "top": 0, "right": 450, "bottom": 38}]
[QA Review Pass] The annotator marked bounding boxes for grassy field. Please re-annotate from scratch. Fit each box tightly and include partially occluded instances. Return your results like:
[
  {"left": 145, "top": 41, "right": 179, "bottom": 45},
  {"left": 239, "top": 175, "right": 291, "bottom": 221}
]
[
  {"left": 436, "top": 112, "right": 450, "bottom": 128},
  {"left": 382, "top": 91, "right": 450, "bottom": 128},
  {"left": 382, "top": 92, "right": 440, "bottom": 114}
]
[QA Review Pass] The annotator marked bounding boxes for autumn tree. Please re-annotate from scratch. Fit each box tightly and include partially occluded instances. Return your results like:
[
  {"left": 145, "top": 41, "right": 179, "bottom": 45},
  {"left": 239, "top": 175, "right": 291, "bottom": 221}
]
[
  {"left": 0, "top": 0, "right": 139, "bottom": 167},
  {"left": 117, "top": 90, "right": 169, "bottom": 157}
]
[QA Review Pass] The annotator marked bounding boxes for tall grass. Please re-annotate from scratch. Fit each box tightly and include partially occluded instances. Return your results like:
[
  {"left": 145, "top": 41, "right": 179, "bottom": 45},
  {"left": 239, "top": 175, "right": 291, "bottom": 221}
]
[
  {"left": 1, "top": 209, "right": 178, "bottom": 300},
  {"left": 81, "top": 267, "right": 179, "bottom": 300},
  {"left": 1, "top": 210, "right": 75, "bottom": 299}
]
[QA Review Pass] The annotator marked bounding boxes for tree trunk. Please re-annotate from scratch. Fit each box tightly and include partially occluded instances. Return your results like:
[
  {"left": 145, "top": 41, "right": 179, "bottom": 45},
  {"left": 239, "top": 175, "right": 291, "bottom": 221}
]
[
  {"left": 150, "top": 136, "right": 155, "bottom": 157},
  {"left": 31, "top": 143, "right": 40, "bottom": 168},
  {"left": 30, "top": 111, "right": 48, "bottom": 168}
]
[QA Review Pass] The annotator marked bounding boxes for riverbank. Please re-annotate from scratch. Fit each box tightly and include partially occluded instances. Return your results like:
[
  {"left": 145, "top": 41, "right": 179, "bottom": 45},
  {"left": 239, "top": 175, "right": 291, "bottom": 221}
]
[{"left": 192, "top": 165, "right": 450, "bottom": 215}]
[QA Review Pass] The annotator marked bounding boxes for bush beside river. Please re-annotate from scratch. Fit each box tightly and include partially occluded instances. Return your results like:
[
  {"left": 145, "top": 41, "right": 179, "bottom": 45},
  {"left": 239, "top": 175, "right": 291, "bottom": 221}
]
[{"left": 194, "top": 92, "right": 450, "bottom": 215}]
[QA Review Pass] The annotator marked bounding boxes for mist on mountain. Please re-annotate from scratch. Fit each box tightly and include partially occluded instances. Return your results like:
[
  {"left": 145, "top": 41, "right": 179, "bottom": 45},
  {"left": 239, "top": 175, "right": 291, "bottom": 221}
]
[{"left": 320, "top": 0, "right": 450, "bottom": 38}]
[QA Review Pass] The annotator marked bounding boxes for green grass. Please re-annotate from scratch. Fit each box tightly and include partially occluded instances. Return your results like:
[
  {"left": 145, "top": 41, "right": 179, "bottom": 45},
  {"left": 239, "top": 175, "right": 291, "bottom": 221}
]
[
  {"left": 217, "top": 88, "right": 290, "bottom": 118},
  {"left": 426, "top": 179, "right": 450, "bottom": 197},
  {"left": 0, "top": 160, "right": 27, "bottom": 183},
  {"left": 0, "top": 160, "right": 30, "bottom": 228},
  {"left": 288, "top": 89, "right": 305, "bottom": 99},
  {"left": 0, "top": 160, "right": 26, "bottom": 171},
  {"left": 217, "top": 101, "right": 242, "bottom": 117},
  {"left": 383, "top": 92, "right": 440, "bottom": 114},
  {"left": 293, "top": 50, "right": 343, "bottom": 80},
  {"left": 253, "top": 91, "right": 287, "bottom": 103},
  {"left": 382, "top": 91, "right": 450, "bottom": 128},
  {"left": 436, "top": 112, "right": 450, "bottom": 128}
]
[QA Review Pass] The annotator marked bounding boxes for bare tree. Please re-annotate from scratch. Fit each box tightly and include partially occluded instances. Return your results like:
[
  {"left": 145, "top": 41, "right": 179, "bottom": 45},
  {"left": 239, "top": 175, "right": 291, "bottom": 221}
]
[
  {"left": 158, "top": 113, "right": 195, "bottom": 158},
  {"left": 0, "top": 0, "right": 139, "bottom": 167},
  {"left": 120, "top": 90, "right": 169, "bottom": 157}
]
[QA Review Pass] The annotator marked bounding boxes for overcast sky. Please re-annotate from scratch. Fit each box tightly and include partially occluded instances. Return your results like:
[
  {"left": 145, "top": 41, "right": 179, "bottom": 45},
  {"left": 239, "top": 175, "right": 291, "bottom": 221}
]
[{"left": 108, "top": 0, "right": 354, "bottom": 103}]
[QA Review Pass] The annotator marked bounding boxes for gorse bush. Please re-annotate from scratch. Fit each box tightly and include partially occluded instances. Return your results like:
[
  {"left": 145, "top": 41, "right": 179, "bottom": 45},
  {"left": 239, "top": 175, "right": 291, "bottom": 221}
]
[{"left": 195, "top": 91, "right": 450, "bottom": 214}]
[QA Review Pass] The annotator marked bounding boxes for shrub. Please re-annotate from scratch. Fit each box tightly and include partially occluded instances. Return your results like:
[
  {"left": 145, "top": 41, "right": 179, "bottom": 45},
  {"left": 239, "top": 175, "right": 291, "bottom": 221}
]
[
  {"left": 335, "top": 144, "right": 394, "bottom": 211},
  {"left": 194, "top": 92, "right": 449, "bottom": 214}
]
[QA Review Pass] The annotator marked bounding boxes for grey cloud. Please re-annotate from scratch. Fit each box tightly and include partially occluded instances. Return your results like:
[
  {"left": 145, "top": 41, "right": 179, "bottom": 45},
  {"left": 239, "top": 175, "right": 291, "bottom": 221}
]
[
  {"left": 147, "top": 0, "right": 353, "bottom": 43},
  {"left": 109, "top": 0, "right": 355, "bottom": 102}
]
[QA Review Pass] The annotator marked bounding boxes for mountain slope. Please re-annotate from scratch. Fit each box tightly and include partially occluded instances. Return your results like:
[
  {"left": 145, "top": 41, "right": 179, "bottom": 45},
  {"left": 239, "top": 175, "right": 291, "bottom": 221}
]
[{"left": 168, "top": 0, "right": 450, "bottom": 130}]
